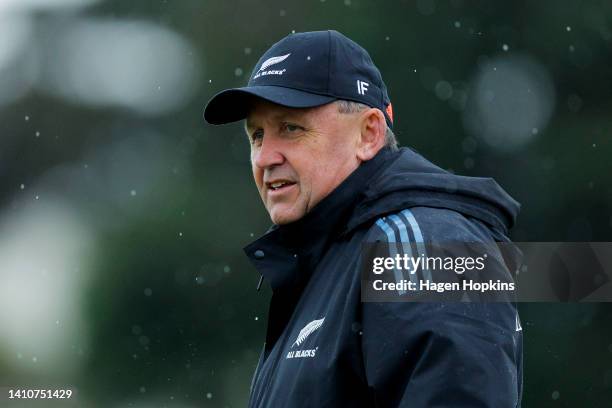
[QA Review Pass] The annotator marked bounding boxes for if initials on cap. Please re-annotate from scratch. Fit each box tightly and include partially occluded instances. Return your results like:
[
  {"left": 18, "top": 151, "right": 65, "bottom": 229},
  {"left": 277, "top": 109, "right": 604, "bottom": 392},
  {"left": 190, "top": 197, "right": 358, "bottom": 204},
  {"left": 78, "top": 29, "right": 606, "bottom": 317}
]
[{"left": 357, "top": 80, "right": 369, "bottom": 95}]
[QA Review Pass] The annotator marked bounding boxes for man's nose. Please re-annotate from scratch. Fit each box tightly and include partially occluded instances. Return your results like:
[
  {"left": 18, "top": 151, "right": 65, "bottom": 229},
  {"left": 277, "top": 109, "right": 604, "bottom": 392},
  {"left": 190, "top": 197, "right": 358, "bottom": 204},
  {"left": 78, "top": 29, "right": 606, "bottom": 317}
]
[{"left": 253, "top": 134, "right": 285, "bottom": 169}]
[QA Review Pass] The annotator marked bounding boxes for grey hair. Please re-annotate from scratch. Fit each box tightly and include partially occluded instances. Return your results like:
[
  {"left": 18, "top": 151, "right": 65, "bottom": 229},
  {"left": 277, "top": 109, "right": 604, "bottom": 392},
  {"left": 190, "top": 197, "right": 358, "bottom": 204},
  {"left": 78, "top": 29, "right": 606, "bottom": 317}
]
[{"left": 335, "top": 100, "right": 399, "bottom": 151}]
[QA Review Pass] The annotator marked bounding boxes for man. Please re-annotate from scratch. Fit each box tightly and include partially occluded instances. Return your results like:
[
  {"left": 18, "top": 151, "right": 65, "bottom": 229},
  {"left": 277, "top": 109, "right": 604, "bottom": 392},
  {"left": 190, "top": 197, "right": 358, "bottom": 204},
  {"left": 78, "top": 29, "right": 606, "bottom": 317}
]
[{"left": 204, "top": 30, "right": 523, "bottom": 407}]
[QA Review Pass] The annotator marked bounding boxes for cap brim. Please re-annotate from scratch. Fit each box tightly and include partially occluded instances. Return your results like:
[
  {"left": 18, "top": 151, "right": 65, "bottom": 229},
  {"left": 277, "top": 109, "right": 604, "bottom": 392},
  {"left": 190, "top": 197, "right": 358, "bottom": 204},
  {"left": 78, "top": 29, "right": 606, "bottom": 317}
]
[{"left": 203, "top": 86, "right": 337, "bottom": 125}]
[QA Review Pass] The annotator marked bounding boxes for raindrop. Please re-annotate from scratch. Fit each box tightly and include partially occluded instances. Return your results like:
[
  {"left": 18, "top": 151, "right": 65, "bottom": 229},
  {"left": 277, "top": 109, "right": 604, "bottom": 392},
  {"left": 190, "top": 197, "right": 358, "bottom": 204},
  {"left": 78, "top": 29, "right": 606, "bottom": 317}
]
[
  {"left": 244, "top": 47, "right": 252, "bottom": 55},
  {"left": 464, "top": 54, "right": 555, "bottom": 152},
  {"left": 130, "top": 190, "right": 137, "bottom": 196},
  {"left": 139, "top": 386, "right": 146, "bottom": 393},
  {"left": 552, "top": 390, "right": 560, "bottom": 400},
  {"left": 454, "top": 21, "right": 461, "bottom": 28},
  {"left": 144, "top": 288, "right": 153, "bottom": 296},
  {"left": 279, "top": 10, "right": 286, "bottom": 16},
  {"left": 20, "top": 183, "right": 25, "bottom": 190},
  {"left": 566, "top": 26, "right": 571, "bottom": 32},
  {"left": 254, "top": 316, "right": 259, "bottom": 321},
  {"left": 223, "top": 265, "right": 231, "bottom": 273},
  {"left": 234, "top": 68, "right": 243, "bottom": 76},
  {"left": 179, "top": 232, "right": 183, "bottom": 237},
  {"left": 32, "top": 356, "right": 37, "bottom": 363},
  {"left": 306, "top": 56, "right": 311, "bottom": 61},
  {"left": 385, "top": 36, "right": 390, "bottom": 41},
  {"left": 344, "top": 0, "right": 351, "bottom": 5},
  {"left": 35, "top": 131, "right": 40, "bottom": 137},
  {"left": 35, "top": 195, "right": 39, "bottom": 200},
  {"left": 25, "top": 115, "right": 29, "bottom": 121},
  {"left": 502, "top": 44, "right": 509, "bottom": 51},
  {"left": 569, "top": 45, "right": 575, "bottom": 52},
  {"left": 434, "top": 81, "right": 453, "bottom": 100},
  {"left": 206, "top": 392, "right": 213, "bottom": 399},
  {"left": 531, "top": 128, "right": 539, "bottom": 135}
]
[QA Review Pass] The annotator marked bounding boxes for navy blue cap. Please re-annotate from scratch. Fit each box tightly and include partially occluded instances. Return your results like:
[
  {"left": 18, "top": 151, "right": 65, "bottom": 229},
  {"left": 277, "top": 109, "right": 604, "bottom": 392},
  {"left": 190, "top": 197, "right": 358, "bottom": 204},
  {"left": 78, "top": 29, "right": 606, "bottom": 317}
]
[{"left": 203, "top": 30, "right": 394, "bottom": 128}]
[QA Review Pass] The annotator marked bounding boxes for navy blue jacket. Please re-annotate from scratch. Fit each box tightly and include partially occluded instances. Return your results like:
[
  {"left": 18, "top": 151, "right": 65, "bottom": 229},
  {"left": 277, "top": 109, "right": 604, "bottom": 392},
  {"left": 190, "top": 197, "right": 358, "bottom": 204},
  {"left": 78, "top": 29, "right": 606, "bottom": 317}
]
[{"left": 244, "top": 146, "right": 523, "bottom": 407}]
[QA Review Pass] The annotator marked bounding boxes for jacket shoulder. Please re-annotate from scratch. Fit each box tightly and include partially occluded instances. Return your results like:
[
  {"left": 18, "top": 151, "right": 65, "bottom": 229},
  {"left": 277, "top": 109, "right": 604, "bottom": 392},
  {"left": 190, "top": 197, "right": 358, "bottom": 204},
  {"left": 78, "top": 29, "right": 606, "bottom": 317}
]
[{"left": 364, "top": 206, "right": 497, "bottom": 244}]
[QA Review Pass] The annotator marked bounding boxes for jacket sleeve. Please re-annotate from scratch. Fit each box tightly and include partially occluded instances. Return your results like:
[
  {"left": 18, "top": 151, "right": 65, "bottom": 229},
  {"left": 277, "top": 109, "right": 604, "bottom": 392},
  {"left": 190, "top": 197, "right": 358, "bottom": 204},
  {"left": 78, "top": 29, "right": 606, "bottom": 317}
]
[
  {"left": 360, "top": 207, "right": 523, "bottom": 407},
  {"left": 361, "top": 301, "right": 522, "bottom": 407}
]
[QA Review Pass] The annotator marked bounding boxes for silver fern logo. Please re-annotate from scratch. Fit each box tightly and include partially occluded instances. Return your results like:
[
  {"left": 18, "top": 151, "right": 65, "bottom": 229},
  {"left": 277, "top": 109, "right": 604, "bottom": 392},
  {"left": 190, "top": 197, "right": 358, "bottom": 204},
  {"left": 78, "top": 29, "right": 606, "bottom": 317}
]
[
  {"left": 286, "top": 317, "right": 325, "bottom": 360},
  {"left": 292, "top": 317, "right": 325, "bottom": 348},
  {"left": 253, "top": 53, "right": 291, "bottom": 79},
  {"left": 258, "top": 53, "right": 291, "bottom": 71}
]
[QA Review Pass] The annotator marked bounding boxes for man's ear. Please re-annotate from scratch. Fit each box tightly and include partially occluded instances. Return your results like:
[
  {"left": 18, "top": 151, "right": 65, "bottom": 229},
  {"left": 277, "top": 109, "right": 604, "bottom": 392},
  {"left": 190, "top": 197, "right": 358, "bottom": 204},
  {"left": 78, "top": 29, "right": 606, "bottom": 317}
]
[{"left": 356, "top": 108, "right": 387, "bottom": 161}]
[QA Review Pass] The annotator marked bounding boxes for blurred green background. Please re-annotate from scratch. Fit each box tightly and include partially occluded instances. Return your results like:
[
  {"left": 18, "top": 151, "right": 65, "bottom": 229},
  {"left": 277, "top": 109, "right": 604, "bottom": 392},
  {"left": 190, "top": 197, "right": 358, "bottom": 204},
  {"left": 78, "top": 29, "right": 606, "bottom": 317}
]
[{"left": 0, "top": 0, "right": 610, "bottom": 406}]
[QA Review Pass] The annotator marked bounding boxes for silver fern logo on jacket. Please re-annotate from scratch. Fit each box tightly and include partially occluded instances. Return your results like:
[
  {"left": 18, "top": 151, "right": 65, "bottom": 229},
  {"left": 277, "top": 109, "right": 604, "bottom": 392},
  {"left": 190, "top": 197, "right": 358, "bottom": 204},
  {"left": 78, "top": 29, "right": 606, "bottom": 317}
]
[{"left": 286, "top": 317, "right": 325, "bottom": 359}]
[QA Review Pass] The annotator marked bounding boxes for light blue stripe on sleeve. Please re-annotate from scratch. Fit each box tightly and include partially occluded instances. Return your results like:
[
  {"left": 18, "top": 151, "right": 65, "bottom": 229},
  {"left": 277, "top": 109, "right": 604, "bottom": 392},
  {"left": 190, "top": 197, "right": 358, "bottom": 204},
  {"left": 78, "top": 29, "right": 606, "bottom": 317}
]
[
  {"left": 401, "top": 209, "right": 433, "bottom": 282},
  {"left": 375, "top": 218, "right": 406, "bottom": 295},
  {"left": 387, "top": 214, "right": 418, "bottom": 286}
]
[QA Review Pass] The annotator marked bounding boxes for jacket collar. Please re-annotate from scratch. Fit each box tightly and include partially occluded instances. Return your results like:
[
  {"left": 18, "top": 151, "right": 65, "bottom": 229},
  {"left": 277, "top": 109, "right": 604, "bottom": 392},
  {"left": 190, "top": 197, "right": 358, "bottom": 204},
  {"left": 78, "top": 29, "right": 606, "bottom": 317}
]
[{"left": 244, "top": 146, "right": 398, "bottom": 292}]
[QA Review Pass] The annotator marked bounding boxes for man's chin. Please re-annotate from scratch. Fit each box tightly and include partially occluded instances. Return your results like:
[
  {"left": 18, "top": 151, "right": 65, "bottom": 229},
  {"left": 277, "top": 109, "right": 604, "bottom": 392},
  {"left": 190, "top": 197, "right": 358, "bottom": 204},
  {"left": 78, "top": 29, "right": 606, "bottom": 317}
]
[{"left": 268, "top": 205, "right": 306, "bottom": 225}]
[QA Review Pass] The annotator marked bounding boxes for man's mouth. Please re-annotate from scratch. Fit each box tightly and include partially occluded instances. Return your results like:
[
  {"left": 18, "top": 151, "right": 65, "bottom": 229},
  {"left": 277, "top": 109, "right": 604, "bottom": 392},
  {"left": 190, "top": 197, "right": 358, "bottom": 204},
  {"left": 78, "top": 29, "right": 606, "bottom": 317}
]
[{"left": 266, "top": 180, "right": 297, "bottom": 191}]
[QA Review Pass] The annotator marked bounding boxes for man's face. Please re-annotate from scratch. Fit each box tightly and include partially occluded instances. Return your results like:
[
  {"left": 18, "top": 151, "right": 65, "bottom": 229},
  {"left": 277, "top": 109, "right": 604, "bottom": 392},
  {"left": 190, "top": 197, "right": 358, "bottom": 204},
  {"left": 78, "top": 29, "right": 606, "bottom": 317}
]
[{"left": 245, "top": 99, "right": 362, "bottom": 225}]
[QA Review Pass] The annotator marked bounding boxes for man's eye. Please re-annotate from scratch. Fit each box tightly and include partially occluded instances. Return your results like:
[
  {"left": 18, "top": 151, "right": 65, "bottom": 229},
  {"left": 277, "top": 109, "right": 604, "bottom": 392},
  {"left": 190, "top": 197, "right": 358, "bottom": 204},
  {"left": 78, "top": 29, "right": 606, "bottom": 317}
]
[
  {"left": 251, "top": 130, "right": 263, "bottom": 143},
  {"left": 283, "top": 123, "right": 301, "bottom": 133}
]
